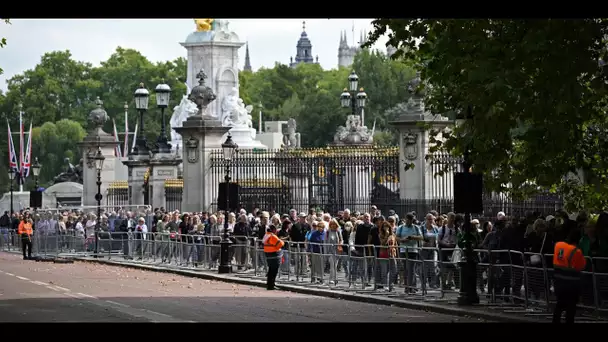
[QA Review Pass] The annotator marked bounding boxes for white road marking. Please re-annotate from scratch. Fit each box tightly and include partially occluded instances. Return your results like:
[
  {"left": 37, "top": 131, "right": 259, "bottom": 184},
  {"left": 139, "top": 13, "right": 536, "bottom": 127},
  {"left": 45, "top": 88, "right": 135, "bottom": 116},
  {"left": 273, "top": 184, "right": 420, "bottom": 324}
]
[
  {"left": 105, "top": 300, "right": 130, "bottom": 308},
  {"left": 143, "top": 309, "right": 172, "bottom": 318},
  {"left": 53, "top": 286, "right": 70, "bottom": 292},
  {"left": 15, "top": 276, "right": 29, "bottom": 281},
  {"left": 76, "top": 292, "right": 97, "bottom": 299},
  {"left": 4, "top": 273, "right": 14, "bottom": 276},
  {"left": 45, "top": 286, "right": 60, "bottom": 292},
  {"left": 64, "top": 292, "right": 85, "bottom": 299},
  {"left": 31, "top": 280, "right": 47, "bottom": 286}
]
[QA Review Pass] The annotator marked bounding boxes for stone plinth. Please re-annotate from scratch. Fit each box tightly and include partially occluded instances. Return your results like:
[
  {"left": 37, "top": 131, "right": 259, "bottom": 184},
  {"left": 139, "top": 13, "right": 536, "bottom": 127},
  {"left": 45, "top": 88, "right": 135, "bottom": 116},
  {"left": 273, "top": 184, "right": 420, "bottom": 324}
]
[
  {"left": 174, "top": 116, "right": 230, "bottom": 212},
  {"left": 148, "top": 153, "right": 182, "bottom": 210},
  {"left": 181, "top": 29, "right": 244, "bottom": 121},
  {"left": 78, "top": 135, "right": 119, "bottom": 208},
  {"left": 122, "top": 156, "right": 150, "bottom": 206},
  {"left": 221, "top": 127, "right": 267, "bottom": 150},
  {"left": 78, "top": 97, "right": 119, "bottom": 208},
  {"left": 390, "top": 100, "right": 450, "bottom": 200}
]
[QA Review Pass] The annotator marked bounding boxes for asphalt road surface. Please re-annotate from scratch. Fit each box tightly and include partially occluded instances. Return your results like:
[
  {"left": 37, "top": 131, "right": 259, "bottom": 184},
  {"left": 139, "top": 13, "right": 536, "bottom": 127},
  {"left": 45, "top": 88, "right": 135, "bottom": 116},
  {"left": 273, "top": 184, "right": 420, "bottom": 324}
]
[{"left": 0, "top": 252, "right": 482, "bottom": 322}]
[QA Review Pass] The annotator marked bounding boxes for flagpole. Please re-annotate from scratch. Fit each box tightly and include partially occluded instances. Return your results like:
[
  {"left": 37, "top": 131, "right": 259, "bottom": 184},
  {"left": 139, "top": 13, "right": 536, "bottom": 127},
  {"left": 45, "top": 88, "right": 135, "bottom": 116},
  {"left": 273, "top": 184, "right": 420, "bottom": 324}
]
[
  {"left": 123, "top": 102, "right": 129, "bottom": 157},
  {"left": 19, "top": 105, "right": 24, "bottom": 193}
]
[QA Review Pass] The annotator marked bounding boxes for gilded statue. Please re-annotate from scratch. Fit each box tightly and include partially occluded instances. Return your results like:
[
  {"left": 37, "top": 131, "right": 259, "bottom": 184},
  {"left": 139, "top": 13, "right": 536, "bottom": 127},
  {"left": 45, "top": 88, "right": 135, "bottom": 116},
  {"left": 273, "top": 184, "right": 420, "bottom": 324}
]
[{"left": 194, "top": 19, "right": 214, "bottom": 32}]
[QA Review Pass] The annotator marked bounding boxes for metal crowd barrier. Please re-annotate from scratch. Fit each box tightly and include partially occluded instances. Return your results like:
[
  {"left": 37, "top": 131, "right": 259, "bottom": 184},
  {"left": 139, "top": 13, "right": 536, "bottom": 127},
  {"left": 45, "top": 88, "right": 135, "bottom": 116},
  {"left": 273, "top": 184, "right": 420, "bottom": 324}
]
[{"left": 2, "top": 231, "right": 608, "bottom": 320}]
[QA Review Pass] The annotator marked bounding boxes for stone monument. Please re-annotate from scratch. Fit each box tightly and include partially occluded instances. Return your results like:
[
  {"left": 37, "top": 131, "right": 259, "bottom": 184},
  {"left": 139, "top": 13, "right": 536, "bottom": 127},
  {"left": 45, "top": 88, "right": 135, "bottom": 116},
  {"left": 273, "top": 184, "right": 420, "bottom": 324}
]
[
  {"left": 173, "top": 68, "right": 230, "bottom": 212},
  {"left": 281, "top": 118, "right": 301, "bottom": 150},
  {"left": 219, "top": 86, "right": 267, "bottom": 149},
  {"left": 78, "top": 97, "right": 120, "bottom": 207},
  {"left": 332, "top": 114, "right": 374, "bottom": 146},
  {"left": 390, "top": 71, "right": 450, "bottom": 199},
  {"left": 169, "top": 82, "right": 199, "bottom": 155},
  {"left": 181, "top": 19, "right": 243, "bottom": 121}
]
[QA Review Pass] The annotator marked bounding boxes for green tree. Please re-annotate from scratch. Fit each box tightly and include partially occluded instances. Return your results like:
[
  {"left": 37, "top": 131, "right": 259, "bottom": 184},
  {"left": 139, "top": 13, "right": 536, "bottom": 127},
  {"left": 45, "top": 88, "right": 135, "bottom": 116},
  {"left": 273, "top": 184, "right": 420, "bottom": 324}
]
[
  {"left": 0, "top": 19, "right": 10, "bottom": 75},
  {"left": 2, "top": 50, "right": 99, "bottom": 125},
  {"left": 92, "top": 47, "right": 186, "bottom": 145},
  {"left": 240, "top": 55, "right": 414, "bottom": 147},
  {"left": 30, "top": 119, "right": 86, "bottom": 188},
  {"left": 365, "top": 19, "right": 608, "bottom": 210}
]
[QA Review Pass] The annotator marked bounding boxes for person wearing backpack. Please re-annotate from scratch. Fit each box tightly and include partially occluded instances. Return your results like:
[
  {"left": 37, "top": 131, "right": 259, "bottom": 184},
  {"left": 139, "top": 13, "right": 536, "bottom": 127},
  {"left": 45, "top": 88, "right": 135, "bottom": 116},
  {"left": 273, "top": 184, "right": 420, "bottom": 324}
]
[{"left": 395, "top": 213, "right": 423, "bottom": 293}]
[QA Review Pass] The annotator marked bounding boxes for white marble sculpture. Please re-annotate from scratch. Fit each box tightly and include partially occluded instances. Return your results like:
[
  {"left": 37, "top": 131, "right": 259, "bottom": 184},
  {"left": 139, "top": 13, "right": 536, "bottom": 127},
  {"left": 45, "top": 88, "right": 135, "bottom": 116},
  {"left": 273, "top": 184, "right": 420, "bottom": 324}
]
[
  {"left": 170, "top": 83, "right": 199, "bottom": 151},
  {"left": 221, "top": 87, "right": 254, "bottom": 135}
]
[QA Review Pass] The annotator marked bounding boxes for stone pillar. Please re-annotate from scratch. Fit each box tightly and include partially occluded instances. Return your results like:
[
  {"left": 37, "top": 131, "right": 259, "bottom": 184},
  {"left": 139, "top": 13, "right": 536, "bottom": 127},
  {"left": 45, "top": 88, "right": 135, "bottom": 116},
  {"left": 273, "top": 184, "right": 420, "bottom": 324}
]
[
  {"left": 174, "top": 116, "right": 229, "bottom": 212},
  {"left": 123, "top": 158, "right": 149, "bottom": 206},
  {"left": 181, "top": 22, "right": 244, "bottom": 120},
  {"left": 390, "top": 101, "right": 450, "bottom": 200},
  {"left": 78, "top": 97, "right": 119, "bottom": 208},
  {"left": 149, "top": 154, "right": 182, "bottom": 210}
]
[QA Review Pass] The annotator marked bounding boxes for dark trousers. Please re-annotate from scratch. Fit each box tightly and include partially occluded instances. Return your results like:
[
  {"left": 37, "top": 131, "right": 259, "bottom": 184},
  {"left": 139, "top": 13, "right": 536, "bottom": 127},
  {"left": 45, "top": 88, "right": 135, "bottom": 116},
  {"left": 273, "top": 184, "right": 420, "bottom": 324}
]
[
  {"left": 552, "top": 280, "right": 580, "bottom": 324},
  {"left": 22, "top": 237, "right": 32, "bottom": 259},
  {"left": 266, "top": 254, "right": 280, "bottom": 290}
]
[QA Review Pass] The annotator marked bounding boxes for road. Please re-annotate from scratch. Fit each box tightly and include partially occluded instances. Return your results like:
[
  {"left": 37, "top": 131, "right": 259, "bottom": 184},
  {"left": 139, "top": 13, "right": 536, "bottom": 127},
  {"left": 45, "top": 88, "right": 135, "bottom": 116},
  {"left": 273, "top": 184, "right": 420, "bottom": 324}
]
[{"left": 0, "top": 252, "right": 482, "bottom": 322}]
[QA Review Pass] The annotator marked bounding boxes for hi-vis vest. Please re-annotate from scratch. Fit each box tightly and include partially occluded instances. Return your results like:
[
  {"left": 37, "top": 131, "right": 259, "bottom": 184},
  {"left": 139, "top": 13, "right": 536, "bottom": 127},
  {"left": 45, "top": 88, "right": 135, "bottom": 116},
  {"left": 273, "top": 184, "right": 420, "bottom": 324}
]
[
  {"left": 18, "top": 221, "right": 33, "bottom": 236},
  {"left": 553, "top": 241, "right": 586, "bottom": 282},
  {"left": 263, "top": 232, "right": 284, "bottom": 253}
]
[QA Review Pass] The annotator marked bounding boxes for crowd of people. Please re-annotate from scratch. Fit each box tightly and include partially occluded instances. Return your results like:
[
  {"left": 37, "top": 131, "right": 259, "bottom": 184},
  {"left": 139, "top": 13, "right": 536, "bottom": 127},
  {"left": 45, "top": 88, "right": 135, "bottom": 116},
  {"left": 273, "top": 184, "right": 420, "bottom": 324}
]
[
  {"left": 2, "top": 206, "right": 606, "bottom": 290},
  {"left": 2, "top": 204, "right": 606, "bottom": 323}
]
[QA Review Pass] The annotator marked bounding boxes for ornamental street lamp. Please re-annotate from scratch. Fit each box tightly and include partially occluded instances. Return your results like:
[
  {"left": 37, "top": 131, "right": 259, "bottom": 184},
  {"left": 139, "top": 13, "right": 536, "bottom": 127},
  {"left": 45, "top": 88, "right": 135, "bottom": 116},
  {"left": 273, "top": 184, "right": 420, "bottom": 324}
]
[
  {"left": 8, "top": 169, "right": 15, "bottom": 214},
  {"left": 133, "top": 83, "right": 150, "bottom": 156},
  {"left": 340, "top": 70, "right": 368, "bottom": 118},
  {"left": 31, "top": 157, "right": 41, "bottom": 190},
  {"left": 456, "top": 105, "right": 480, "bottom": 306},
  {"left": 218, "top": 133, "right": 238, "bottom": 274},
  {"left": 93, "top": 146, "right": 105, "bottom": 258},
  {"left": 154, "top": 80, "right": 172, "bottom": 154}
]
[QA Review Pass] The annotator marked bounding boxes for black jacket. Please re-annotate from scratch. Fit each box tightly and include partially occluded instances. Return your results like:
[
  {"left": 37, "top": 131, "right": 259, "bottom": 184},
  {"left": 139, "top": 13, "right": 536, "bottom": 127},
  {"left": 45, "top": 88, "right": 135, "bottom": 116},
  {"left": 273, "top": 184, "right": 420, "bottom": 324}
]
[{"left": 0, "top": 214, "right": 10, "bottom": 227}]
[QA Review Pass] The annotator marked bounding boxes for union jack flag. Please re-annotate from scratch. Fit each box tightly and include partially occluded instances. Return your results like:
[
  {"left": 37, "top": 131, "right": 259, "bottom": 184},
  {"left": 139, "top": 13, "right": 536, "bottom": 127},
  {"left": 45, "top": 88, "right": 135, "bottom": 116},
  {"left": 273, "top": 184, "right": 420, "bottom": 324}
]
[
  {"left": 22, "top": 122, "right": 32, "bottom": 178},
  {"left": 6, "top": 119, "right": 19, "bottom": 175}
]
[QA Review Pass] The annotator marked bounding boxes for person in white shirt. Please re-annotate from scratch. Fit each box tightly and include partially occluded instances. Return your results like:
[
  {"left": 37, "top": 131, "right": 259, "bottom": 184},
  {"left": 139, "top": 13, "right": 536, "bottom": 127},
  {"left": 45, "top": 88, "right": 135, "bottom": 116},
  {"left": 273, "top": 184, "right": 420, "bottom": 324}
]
[{"left": 134, "top": 217, "right": 148, "bottom": 258}]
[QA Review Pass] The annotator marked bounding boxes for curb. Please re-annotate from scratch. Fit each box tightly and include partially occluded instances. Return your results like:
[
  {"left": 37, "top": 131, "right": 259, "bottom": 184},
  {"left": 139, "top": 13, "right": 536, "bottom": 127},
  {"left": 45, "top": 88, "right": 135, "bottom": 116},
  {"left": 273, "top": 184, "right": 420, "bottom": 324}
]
[{"left": 76, "top": 257, "right": 539, "bottom": 323}]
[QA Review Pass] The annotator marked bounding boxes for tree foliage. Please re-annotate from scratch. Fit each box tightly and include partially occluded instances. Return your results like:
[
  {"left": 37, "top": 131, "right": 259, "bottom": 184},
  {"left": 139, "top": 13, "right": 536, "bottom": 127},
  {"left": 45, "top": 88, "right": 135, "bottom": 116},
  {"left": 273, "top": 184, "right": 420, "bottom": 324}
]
[
  {"left": 0, "top": 19, "right": 11, "bottom": 75},
  {"left": 365, "top": 19, "right": 608, "bottom": 211},
  {"left": 0, "top": 44, "right": 414, "bottom": 191},
  {"left": 0, "top": 47, "right": 187, "bottom": 190},
  {"left": 240, "top": 49, "right": 415, "bottom": 147}
]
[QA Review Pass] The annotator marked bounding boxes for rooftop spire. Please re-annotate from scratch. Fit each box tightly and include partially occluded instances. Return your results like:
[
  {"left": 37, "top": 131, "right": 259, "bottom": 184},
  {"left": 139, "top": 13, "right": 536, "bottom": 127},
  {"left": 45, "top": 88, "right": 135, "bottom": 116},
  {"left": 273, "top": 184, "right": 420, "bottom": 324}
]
[
  {"left": 244, "top": 42, "right": 252, "bottom": 72},
  {"left": 302, "top": 21, "right": 306, "bottom": 32}
]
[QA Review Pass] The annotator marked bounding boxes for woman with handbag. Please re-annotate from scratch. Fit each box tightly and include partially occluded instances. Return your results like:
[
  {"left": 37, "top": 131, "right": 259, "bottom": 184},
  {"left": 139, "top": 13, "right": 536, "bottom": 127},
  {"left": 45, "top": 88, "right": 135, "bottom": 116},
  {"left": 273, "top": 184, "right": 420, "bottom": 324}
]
[
  {"left": 324, "top": 219, "right": 343, "bottom": 285},
  {"left": 378, "top": 221, "right": 398, "bottom": 291}
]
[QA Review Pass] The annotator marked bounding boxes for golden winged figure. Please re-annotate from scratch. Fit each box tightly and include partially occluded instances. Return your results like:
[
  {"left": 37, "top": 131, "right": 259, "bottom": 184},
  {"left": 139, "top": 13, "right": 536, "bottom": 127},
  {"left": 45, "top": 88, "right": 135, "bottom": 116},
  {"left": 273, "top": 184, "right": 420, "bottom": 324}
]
[{"left": 194, "top": 19, "right": 214, "bottom": 32}]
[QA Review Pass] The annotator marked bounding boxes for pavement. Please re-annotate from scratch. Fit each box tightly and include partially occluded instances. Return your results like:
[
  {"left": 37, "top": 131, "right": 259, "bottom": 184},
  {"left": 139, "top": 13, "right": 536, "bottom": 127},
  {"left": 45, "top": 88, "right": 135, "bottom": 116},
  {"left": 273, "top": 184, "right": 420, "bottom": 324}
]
[{"left": 0, "top": 252, "right": 485, "bottom": 322}]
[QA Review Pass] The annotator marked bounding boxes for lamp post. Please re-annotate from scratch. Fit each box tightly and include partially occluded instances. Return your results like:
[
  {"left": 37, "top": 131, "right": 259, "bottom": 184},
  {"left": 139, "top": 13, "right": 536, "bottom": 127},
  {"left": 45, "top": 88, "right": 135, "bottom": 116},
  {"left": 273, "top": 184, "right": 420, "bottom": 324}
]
[
  {"left": 155, "top": 80, "right": 172, "bottom": 154},
  {"left": 218, "top": 133, "right": 238, "bottom": 274},
  {"left": 92, "top": 146, "right": 105, "bottom": 258},
  {"left": 133, "top": 82, "right": 150, "bottom": 156},
  {"left": 8, "top": 169, "right": 15, "bottom": 214},
  {"left": 340, "top": 70, "right": 367, "bottom": 121},
  {"left": 31, "top": 157, "right": 41, "bottom": 190},
  {"left": 456, "top": 105, "right": 480, "bottom": 305}
]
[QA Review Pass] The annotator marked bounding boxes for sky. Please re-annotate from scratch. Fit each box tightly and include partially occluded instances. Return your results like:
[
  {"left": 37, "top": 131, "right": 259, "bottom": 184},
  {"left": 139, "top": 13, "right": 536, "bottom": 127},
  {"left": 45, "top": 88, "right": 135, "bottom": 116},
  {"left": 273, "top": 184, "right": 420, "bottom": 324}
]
[{"left": 0, "top": 19, "right": 390, "bottom": 92}]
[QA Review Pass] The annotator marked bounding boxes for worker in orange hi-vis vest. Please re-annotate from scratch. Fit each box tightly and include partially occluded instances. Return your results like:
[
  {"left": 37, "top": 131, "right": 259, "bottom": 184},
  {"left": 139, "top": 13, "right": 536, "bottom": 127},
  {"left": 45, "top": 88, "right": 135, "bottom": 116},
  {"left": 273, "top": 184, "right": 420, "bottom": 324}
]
[
  {"left": 552, "top": 223, "right": 586, "bottom": 324},
  {"left": 263, "top": 225, "right": 285, "bottom": 291},
  {"left": 17, "top": 218, "right": 34, "bottom": 260}
]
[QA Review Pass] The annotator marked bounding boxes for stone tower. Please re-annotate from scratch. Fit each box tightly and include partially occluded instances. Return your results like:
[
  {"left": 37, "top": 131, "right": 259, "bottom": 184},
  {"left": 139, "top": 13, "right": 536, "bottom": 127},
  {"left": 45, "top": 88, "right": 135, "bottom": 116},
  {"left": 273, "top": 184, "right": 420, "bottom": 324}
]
[
  {"left": 289, "top": 21, "right": 318, "bottom": 68},
  {"left": 337, "top": 29, "right": 367, "bottom": 68},
  {"left": 243, "top": 42, "right": 252, "bottom": 72}
]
